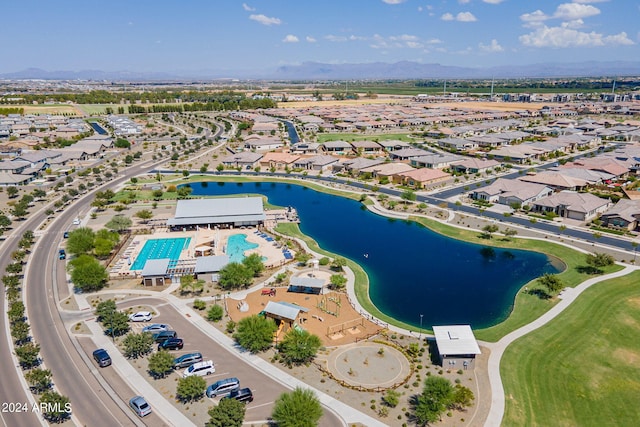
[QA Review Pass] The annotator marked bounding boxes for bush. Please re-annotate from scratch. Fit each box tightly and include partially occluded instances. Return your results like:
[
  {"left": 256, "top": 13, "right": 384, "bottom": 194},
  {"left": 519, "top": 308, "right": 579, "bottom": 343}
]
[
  {"left": 193, "top": 299, "right": 206, "bottom": 310},
  {"left": 207, "top": 305, "right": 224, "bottom": 322}
]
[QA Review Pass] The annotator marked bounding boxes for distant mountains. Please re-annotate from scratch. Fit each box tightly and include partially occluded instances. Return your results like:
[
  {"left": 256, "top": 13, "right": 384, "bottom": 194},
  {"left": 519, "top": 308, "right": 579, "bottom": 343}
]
[{"left": 2, "top": 61, "right": 640, "bottom": 81}]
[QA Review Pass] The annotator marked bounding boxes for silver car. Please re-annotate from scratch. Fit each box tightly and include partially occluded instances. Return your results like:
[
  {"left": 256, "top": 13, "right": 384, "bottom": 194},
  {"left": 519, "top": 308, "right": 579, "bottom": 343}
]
[
  {"left": 142, "top": 323, "right": 169, "bottom": 333},
  {"left": 129, "top": 396, "right": 151, "bottom": 417}
]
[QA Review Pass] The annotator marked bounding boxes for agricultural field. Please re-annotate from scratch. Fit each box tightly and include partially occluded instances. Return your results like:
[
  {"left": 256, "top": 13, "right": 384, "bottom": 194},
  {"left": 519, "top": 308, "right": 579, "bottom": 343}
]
[{"left": 9, "top": 104, "right": 81, "bottom": 115}]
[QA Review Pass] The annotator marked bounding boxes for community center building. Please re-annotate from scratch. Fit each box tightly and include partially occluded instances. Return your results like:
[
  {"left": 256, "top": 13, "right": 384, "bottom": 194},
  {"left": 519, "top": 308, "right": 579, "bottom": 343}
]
[
  {"left": 168, "top": 197, "right": 266, "bottom": 229},
  {"left": 432, "top": 325, "right": 481, "bottom": 369}
]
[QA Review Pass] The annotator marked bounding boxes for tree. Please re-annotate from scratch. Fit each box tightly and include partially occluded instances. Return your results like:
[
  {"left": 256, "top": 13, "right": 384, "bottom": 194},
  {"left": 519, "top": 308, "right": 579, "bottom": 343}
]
[
  {"left": 537, "top": 273, "right": 564, "bottom": 296},
  {"left": 7, "top": 186, "right": 19, "bottom": 198},
  {"left": 216, "top": 164, "right": 224, "bottom": 172},
  {"left": 67, "top": 227, "right": 96, "bottom": 255},
  {"left": 451, "top": 384, "right": 474, "bottom": 410},
  {"left": 176, "top": 375, "right": 207, "bottom": 402},
  {"left": 11, "top": 202, "right": 28, "bottom": 219},
  {"left": 271, "top": 387, "right": 323, "bottom": 427},
  {"left": 15, "top": 342, "right": 41, "bottom": 369},
  {"left": 5, "top": 262, "right": 23, "bottom": 275},
  {"left": 135, "top": 209, "right": 154, "bottom": 223},
  {"left": 68, "top": 255, "right": 108, "bottom": 292},
  {"left": 0, "top": 214, "right": 11, "bottom": 229},
  {"left": 3, "top": 274, "right": 20, "bottom": 288},
  {"left": 93, "top": 237, "right": 116, "bottom": 258},
  {"left": 413, "top": 376, "right": 455, "bottom": 425},
  {"left": 180, "top": 274, "right": 204, "bottom": 295},
  {"left": 22, "top": 229, "right": 34, "bottom": 241},
  {"left": 218, "top": 262, "right": 253, "bottom": 290},
  {"left": 503, "top": 228, "right": 518, "bottom": 240},
  {"left": 206, "top": 397, "right": 246, "bottom": 427},
  {"left": 95, "top": 299, "right": 117, "bottom": 322},
  {"left": 242, "top": 253, "right": 264, "bottom": 277},
  {"left": 401, "top": 189, "right": 417, "bottom": 203},
  {"left": 25, "top": 368, "right": 52, "bottom": 394},
  {"left": 11, "top": 250, "right": 26, "bottom": 264},
  {"left": 481, "top": 224, "right": 499, "bottom": 239},
  {"left": 103, "top": 310, "right": 130, "bottom": 337},
  {"left": 278, "top": 329, "right": 322, "bottom": 367},
  {"left": 382, "top": 389, "right": 401, "bottom": 408},
  {"left": 105, "top": 215, "right": 132, "bottom": 233},
  {"left": 8, "top": 301, "right": 25, "bottom": 323},
  {"left": 331, "top": 257, "right": 347, "bottom": 271},
  {"left": 123, "top": 332, "right": 154, "bottom": 359},
  {"left": 585, "top": 252, "right": 615, "bottom": 273},
  {"left": 207, "top": 305, "right": 224, "bottom": 322},
  {"left": 39, "top": 391, "right": 71, "bottom": 423},
  {"left": 152, "top": 189, "right": 164, "bottom": 200},
  {"left": 148, "top": 350, "right": 175, "bottom": 379},
  {"left": 11, "top": 320, "right": 30, "bottom": 344},
  {"left": 329, "top": 274, "right": 347, "bottom": 290},
  {"left": 233, "top": 315, "right": 277, "bottom": 353},
  {"left": 177, "top": 186, "right": 192, "bottom": 199}
]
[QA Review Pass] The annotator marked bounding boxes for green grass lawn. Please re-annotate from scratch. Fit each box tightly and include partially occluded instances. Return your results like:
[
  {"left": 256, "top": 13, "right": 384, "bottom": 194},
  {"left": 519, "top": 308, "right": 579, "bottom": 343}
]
[
  {"left": 501, "top": 270, "right": 640, "bottom": 427},
  {"left": 317, "top": 133, "right": 414, "bottom": 143}
]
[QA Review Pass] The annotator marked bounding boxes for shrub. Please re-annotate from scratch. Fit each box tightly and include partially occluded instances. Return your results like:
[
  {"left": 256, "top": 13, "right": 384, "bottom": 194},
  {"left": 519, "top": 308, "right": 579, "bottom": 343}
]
[
  {"left": 193, "top": 299, "right": 206, "bottom": 310},
  {"left": 207, "top": 305, "right": 224, "bottom": 322}
]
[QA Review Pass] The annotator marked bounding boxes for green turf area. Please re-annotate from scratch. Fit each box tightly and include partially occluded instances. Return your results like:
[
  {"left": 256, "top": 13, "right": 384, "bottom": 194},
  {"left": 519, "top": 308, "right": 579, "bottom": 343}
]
[
  {"left": 77, "top": 104, "right": 122, "bottom": 115},
  {"left": 316, "top": 133, "right": 415, "bottom": 143},
  {"left": 501, "top": 270, "right": 640, "bottom": 427}
]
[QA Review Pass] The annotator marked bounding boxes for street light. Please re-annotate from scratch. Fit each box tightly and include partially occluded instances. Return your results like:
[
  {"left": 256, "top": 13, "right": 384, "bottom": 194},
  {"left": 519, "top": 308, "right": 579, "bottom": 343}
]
[{"left": 419, "top": 314, "right": 424, "bottom": 340}]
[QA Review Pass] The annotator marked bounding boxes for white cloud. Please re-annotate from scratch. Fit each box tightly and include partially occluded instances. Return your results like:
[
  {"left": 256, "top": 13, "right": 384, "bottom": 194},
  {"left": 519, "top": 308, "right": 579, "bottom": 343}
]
[
  {"left": 325, "top": 34, "right": 347, "bottom": 42},
  {"left": 553, "top": 3, "right": 600, "bottom": 20},
  {"left": 483, "top": 0, "right": 506, "bottom": 3},
  {"left": 562, "top": 19, "right": 585, "bottom": 29},
  {"left": 306, "top": 36, "right": 316, "bottom": 43},
  {"left": 282, "top": 35, "right": 299, "bottom": 43},
  {"left": 242, "top": 3, "right": 255, "bottom": 11},
  {"left": 520, "top": 26, "right": 634, "bottom": 47},
  {"left": 249, "top": 14, "right": 281, "bottom": 26},
  {"left": 349, "top": 35, "right": 367, "bottom": 41},
  {"left": 382, "top": 0, "right": 406, "bottom": 4},
  {"left": 572, "top": 0, "right": 609, "bottom": 3},
  {"left": 389, "top": 34, "right": 419, "bottom": 42},
  {"left": 458, "top": 0, "right": 471, "bottom": 4},
  {"left": 441, "top": 12, "right": 477, "bottom": 22},
  {"left": 520, "top": 10, "right": 549, "bottom": 23},
  {"left": 479, "top": 39, "right": 504, "bottom": 52},
  {"left": 457, "top": 12, "right": 478, "bottom": 22},
  {"left": 405, "top": 41, "right": 424, "bottom": 49}
]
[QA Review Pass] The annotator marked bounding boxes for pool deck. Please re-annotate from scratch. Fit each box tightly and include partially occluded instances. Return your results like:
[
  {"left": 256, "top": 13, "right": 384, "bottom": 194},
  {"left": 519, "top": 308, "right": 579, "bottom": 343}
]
[{"left": 108, "top": 227, "right": 292, "bottom": 279}]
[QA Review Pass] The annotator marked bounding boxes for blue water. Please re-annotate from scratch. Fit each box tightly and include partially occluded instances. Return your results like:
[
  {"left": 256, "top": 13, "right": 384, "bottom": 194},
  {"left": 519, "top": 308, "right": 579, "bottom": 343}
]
[
  {"left": 89, "top": 122, "right": 107, "bottom": 135},
  {"left": 226, "top": 234, "right": 259, "bottom": 263},
  {"left": 187, "top": 182, "right": 559, "bottom": 329},
  {"left": 282, "top": 120, "right": 300, "bottom": 144},
  {"left": 131, "top": 238, "right": 191, "bottom": 270}
]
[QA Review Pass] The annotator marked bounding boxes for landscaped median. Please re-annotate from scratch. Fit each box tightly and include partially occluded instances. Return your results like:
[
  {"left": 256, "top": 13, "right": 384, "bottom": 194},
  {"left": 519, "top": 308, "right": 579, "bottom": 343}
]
[{"left": 500, "top": 270, "right": 640, "bottom": 426}]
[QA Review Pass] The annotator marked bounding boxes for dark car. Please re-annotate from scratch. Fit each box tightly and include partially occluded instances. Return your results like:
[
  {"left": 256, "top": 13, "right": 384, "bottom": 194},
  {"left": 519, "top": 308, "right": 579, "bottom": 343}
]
[
  {"left": 223, "top": 388, "right": 253, "bottom": 403},
  {"left": 58, "top": 249, "right": 66, "bottom": 260},
  {"left": 158, "top": 338, "right": 183, "bottom": 351},
  {"left": 173, "top": 352, "right": 203, "bottom": 369},
  {"left": 92, "top": 349, "right": 111, "bottom": 367},
  {"left": 63, "top": 231, "right": 69, "bottom": 239},
  {"left": 152, "top": 330, "right": 177, "bottom": 343}
]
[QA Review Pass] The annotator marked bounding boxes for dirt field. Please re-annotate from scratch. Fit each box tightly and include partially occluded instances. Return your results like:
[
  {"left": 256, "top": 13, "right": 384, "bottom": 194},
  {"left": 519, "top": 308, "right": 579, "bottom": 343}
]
[
  {"left": 8, "top": 104, "right": 81, "bottom": 115},
  {"left": 278, "top": 98, "right": 544, "bottom": 112}
]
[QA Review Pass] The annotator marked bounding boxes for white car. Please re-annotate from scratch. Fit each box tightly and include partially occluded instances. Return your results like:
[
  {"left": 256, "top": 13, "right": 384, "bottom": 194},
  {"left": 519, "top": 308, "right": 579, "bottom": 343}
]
[
  {"left": 72, "top": 218, "right": 81, "bottom": 225},
  {"left": 183, "top": 360, "right": 215, "bottom": 378},
  {"left": 129, "top": 311, "right": 152, "bottom": 322}
]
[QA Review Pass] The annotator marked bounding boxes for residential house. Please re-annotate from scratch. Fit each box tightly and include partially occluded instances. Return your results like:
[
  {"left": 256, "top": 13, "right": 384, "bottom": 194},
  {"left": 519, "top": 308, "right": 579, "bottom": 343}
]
[
  {"left": 292, "top": 155, "right": 339, "bottom": 172},
  {"left": 531, "top": 191, "right": 612, "bottom": 221},
  {"left": 291, "top": 142, "right": 321, "bottom": 154},
  {"left": 221, "top": 152, "right": 263, "bottom": 169},
  {"left": 350, "top": 140, "right": 383, "bottom": 155},
  {"left": 600, "top": 199, "right": 640, "bottom": 231},
  {"left": 388, "top": 148, "right": 430, "bottom": 161},
  {"left": 437, "top": 138, "right": 478, "bottom": 152},
  {"left": 519, "top": 171, "right": 589, "bottom": 191},
  {"left": 244, "top": 137, "right": 284, "bottom": 151},
  {"left": 409, "top": 154, "right": 464, "bottom": 169},
  {"left": 359, "top": 162, "right": 415, "bottom": 183},
  {"left": 0, "top": 172, "right": 33, "bottom": 186},
  {"left": 259, "top": 152, "right": 300, "bottom": 170},
  {"left": 333, "top": 157, "right": 385, "bottom": 174},
  {"left": 472, "top": 178, "right": 553, "bottom": 207},
  {"left": 451, "top": 158, "right": 501, "bottom": 174},
  {"left": 321, "top": 140, "right": 353, "bottom": 154},
  {"left": 377, "top": 139, "right": 412, "bottom": 152},
  {"left": 394, "top": 168, "right": 451, "bottom": 189}
]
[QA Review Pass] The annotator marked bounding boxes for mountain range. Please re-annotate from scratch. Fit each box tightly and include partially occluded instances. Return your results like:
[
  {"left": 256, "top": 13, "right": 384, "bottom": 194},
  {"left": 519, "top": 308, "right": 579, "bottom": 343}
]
[{"left": 2, "top": 61, "right": 640, "bottom": 81}]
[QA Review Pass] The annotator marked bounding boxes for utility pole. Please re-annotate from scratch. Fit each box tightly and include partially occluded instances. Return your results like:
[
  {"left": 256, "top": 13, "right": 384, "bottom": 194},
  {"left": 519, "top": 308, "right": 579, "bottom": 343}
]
[{"left": 419, "top": 314, "right": 424, "bottom": 340}]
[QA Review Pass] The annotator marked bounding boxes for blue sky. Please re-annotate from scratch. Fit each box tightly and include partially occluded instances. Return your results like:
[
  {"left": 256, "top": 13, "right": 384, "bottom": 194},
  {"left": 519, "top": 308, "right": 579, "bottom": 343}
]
[{"left": 1, "top": 0, "right": 638, "bottom": 73}]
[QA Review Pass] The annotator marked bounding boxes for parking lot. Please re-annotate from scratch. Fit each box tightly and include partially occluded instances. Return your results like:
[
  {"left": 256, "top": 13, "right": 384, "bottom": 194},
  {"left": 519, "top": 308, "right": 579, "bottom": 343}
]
[{"left": 104, "top": 298, "right": 341, "bottom": 426}]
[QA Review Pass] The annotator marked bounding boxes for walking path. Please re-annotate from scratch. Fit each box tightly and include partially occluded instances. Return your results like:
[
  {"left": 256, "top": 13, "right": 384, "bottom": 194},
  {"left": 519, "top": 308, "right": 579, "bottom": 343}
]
[{"left": 482, "top": 264, "right": 637, "bottom": 427}]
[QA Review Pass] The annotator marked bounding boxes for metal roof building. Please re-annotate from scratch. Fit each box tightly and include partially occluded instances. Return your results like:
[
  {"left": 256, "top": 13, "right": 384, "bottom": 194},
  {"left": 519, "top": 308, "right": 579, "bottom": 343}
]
[
  {"left": 167, "top": 197, "right": 266, "bottom": 228},
  {"left": 432, "top": 325, "right": 481, "bottom": 369},
  {"left": 263, "top": 301, "right": 301, "bottom": 322},
  {"left": 194, "top": 255, "right": 230, "bottom": 274}
]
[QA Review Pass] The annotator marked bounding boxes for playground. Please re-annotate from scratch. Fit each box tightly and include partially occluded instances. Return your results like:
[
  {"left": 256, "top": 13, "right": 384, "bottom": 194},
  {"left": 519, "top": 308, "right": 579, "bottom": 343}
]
[{"left": 228, "top": 275, "right": 383, "bottom": 346}]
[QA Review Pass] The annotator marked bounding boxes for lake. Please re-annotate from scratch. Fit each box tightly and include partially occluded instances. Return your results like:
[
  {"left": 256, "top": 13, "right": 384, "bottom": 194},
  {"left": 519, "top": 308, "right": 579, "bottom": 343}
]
[{"left": 188, "top": 181, "right": 559, "bottom": 329}]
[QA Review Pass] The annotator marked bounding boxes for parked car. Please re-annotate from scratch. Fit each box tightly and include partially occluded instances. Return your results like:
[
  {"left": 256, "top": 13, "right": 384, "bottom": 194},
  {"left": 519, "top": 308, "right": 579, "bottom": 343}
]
[
  {"left": 206, "top": 377, "right": 240, "bottom": 398},
  {"left": 129, "top": 396, "right": 152, "bottom": 417},
  {"left": 183, "top": 360, "right": 215, "bottom": 378},
  {"left": 92, "top": 349, "right": 111, "bottom": 368},
  {"left": 173, "top": 352, "right": 203, "bottom": 369},
  {"left": 223, "top": 387, "right": 253, "bottom": 403},
  {"left": 58, "top": 249, "right": 66, "bottom": 260},
  {"left": 142, "top": 323, "right": 169, "bottom": 333},
  {"left": 158, "top": 338, "right": 183, "bottom": 351},
  {"left": 129, "top": 311, "right": 152, "bottom": 322},
  {"left": 152, "top": 330, "right": 177, "bottom": 343}
]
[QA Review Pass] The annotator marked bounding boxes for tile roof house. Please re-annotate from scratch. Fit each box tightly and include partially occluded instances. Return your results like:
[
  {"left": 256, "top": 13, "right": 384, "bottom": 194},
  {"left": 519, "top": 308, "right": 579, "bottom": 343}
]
[
  {"left": 359, "top": 162, "right": 415, "bottom": 182},
  {"left": 409, "top": 154, "right": 465, "bottom": 169},
  {"left": 472, "top": 178, "right": 553, "bottom": 207},
  {"left": 221, "top": 152, "right": 263, "bottom": 169},
  {"left": 259, "top": 152, "right": 300, "bottom": 170},
  {"left": 292, "top": 155, "right": 339, "bottom": 171},
  {"left": 334, "top": 157, "right": 385, "bottom": 174},
  {"left": 531, "top": 191, "right": 612, "bottom": 221},
  {"left": 600, "top": 199, "right": 640, "bottom": 231},
  {"left": 519, "top": 171, "right": 590, "bottom": 191},
  {"left": 321, "top": 140, "right": 353, "bottom": 154},
  {"left": 393, "top": 168, "right": 451, "bottom": 189}
]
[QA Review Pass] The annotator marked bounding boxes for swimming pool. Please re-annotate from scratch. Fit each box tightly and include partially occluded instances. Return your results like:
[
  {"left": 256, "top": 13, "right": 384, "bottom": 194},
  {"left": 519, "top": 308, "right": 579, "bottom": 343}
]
[
  {"left": 226, "top": 234, "right": 258, "bottom": 263},
  {"left": 130, "top": 238, "right": 191, "bottom": 270}
]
